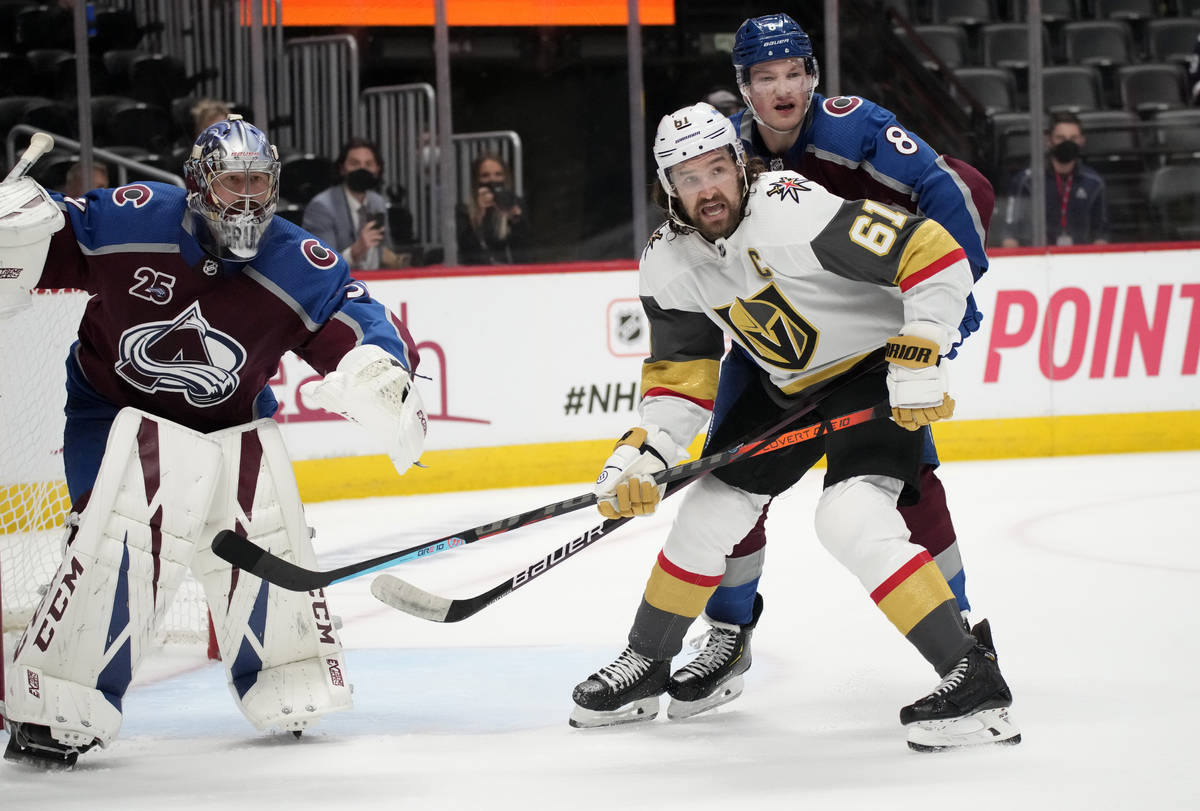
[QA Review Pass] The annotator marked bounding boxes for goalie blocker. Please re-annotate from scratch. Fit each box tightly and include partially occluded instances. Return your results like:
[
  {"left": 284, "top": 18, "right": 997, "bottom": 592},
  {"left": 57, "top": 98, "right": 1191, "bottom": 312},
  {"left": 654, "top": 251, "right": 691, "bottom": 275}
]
[{"left": 3, "top": 409, "right": 352, "bottom": 767}]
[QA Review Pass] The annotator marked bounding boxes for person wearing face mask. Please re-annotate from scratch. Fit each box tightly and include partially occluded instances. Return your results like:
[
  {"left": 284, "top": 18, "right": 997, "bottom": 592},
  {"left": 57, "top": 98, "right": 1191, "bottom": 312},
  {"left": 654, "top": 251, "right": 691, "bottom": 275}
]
[
  {"left": 455, "top": 152, "right": 529, "bottom": 265},
  {"left": 1000, "top": 113, "right": 1110, "bottom": 248},
  {"left": 303, "top": 137, "right": 404, "bottom": 270}
]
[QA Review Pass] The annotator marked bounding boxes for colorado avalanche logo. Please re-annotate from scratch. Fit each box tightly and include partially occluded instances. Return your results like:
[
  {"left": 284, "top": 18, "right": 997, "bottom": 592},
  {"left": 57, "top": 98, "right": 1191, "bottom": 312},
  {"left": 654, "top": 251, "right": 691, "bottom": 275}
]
[
  {"left": 112, "top": 184, "right": 154, "bottom": 208},
  {"left": 822, "top": 96, "right": 863, "bottom": 117},
  {"left": 301, "top": 238, "right": 339, "bottom": 270},
  {"left": 114, "top": 302, "right": 247, "bottom": 407},
  {"left": 765, "top": 175, "right": 812, "bottom": 203}
]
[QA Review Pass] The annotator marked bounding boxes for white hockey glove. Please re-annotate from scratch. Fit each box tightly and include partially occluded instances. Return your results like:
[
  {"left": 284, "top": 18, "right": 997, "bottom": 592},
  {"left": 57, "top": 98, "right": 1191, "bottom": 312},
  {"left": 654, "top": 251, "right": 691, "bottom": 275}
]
[
  {"left": 885, "top": 322, "right": 956, "bottom": 432},
  {"left": 300, "top": 344, "right": 427, "bottom": 475},
  {"left": 594, "top": 425, "right": 684, "bottom": 519},
  {"left": 0, "top": 176, "right": 64, "bottom": 318}
]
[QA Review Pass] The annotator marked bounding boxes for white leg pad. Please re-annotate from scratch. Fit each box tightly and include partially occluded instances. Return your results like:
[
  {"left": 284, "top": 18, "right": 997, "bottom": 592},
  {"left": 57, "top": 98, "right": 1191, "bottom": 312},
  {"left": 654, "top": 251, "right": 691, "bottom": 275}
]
[
  {"left": 194, "top": 418, "right": 352, "bottom": 732},
  {"left": 662, "top": 477, "right": 771, "bottom": 576},
  {"left": 813, "top": 475, "right": 923, "bottom": 591},
  {"left": 4, "top": 408, "right": 223, "bottom": 747}
]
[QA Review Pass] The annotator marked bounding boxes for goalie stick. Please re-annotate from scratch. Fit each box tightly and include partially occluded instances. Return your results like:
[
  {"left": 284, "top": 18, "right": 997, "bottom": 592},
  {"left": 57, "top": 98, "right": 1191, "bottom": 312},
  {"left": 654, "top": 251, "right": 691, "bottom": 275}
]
[
  {"left": 210, "top": 398, "right": 887, "bottom": 592},
  {"left": 371, "top": 399, "right": 893, "bottom": 622}
]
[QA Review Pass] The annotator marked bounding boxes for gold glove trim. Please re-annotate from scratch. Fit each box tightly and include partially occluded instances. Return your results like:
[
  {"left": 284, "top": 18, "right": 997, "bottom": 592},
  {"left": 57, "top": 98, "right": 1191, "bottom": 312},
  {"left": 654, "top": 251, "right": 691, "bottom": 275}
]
[
  {"left": 885, "top": 334, "right": 940, "bottom": 369},
  {"left": 615, "top": 426, "right": 648, "bottom": 451},
  {"left": 892, "top": 394, "right": 956, "bottom": 431}
]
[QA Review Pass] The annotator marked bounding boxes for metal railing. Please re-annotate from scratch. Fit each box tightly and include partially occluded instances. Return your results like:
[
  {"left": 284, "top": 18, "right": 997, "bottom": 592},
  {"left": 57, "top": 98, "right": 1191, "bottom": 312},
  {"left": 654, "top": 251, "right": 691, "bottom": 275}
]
[
  {"left": 6, "top": 125, "right": 185, "bottom": 189},
  {"left": 363, "top": 84, "right": 438, "bottom": 246},
  {"left": 452, "top": 130, "right": 524, "bottom": 201},
  {"left": 285, "top": 34, "right": 361, "bottom": 159},
  {"left": 114, "top": 0, "right": 287, "bottom": 135}
]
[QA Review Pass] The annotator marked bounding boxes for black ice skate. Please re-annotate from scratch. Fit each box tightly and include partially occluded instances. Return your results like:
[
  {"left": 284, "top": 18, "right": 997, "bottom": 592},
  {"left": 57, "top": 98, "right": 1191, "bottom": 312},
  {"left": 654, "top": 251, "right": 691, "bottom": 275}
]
[
  {"left": 666, "top": 593, "right": 763, "bottom": 720},
  {"left": 569, "top": 646, "right": 670, "bottom": 728},
  {"left": 901, "top": 618, "right": 1021, "bottom": 752},
  {"left": 3, "top": 721, "right": 96, "bottom": 769}
]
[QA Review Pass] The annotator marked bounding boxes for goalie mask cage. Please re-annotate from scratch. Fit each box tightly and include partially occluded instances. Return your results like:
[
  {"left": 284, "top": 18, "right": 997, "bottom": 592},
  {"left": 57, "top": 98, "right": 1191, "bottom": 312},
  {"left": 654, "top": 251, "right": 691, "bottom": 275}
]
[{"left": 0, "top": 290, "right": 218, "bottom": 691}]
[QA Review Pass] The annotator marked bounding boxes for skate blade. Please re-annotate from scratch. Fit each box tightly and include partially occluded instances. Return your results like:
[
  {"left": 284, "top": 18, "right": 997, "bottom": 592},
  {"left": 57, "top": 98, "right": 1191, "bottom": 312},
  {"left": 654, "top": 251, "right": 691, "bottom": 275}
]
[
  {"left": 568, "top": 696, "right": 660, "bottom": 729},
  {"left": 906, "top": 706, "right": 1021, "bottom": 752},
  {"left": 666, "top": 675, "right": 744, "bottom": 720}
]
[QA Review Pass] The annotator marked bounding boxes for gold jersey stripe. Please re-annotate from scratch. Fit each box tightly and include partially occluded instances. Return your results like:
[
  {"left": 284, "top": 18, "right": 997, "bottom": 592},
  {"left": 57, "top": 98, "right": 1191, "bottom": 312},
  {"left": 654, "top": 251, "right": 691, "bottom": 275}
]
[
  {"left": 778, "top": 351, "right": 874, "bottom": 395},
  {"left": 643, "top": 562, "right": 720, "bottom": 618},
  {"left": 875, "top": 559, "right": 956, "bottom": 635},
  {"left": 641, "top": 358, "right": 720, "bottom": 401},
  {"left": 894, "top": 219, "right": 964, "bottom": 287}
]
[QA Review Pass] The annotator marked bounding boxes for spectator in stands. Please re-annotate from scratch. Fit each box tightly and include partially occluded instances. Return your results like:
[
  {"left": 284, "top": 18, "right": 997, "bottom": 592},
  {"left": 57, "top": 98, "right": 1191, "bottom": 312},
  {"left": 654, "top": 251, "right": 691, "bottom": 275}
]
[
  {"left": 456, "top": 152, "right": 529, "bottom": 265},
  {"left": 62, "top": 160, "right": 109, "bottom": 198},
  {"left": 1000, "top": 112, "right": 1109, "bottom": 247},
  {"left": 303, "top": 137, "right": 405, "bottom": 270},
  {"left": 192, "top": 98, "right": 233, "bottom": 137},
  {"left": 704, "top": 87, "right": 742, "bottom": 117}
]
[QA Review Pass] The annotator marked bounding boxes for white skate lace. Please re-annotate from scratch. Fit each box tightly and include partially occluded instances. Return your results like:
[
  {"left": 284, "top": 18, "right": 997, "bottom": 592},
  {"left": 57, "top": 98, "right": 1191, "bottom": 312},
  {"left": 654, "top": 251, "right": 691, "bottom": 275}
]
[
  {"left": 597, "top": 648, "right": 653, "bottom": 689},
  {"left": 676, "top": 627, "right": 737, "bottom": 678},
  {"left": 925, "top": 655, "right": 970, "bottom": 699}
]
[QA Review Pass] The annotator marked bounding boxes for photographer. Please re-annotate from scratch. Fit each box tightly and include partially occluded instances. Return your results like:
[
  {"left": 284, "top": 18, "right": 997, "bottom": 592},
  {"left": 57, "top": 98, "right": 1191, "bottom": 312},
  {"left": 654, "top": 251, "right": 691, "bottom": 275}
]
[
  {"left": 303, "top": 136, "right": 405, "bottom": 270},
  {"left": 456, "top": 152, "right": 529, "bottom": 265}
]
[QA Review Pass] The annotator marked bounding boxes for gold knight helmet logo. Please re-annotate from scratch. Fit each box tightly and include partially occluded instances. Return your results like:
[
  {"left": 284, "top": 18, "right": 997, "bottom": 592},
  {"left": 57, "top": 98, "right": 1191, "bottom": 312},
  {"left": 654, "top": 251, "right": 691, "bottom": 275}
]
[{"left": 713, "top": 282, "right": 820, "bottom": 371}]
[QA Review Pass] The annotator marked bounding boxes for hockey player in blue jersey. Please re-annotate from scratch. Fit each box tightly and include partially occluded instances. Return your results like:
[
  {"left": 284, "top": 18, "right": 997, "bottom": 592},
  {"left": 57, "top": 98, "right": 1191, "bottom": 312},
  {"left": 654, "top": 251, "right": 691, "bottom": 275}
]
[
  {"left": 0, "top": 118, "right": 427, "bottom": 768},
  {"left": 665, "top": 13, "right": 1001, "bottom": 722}
]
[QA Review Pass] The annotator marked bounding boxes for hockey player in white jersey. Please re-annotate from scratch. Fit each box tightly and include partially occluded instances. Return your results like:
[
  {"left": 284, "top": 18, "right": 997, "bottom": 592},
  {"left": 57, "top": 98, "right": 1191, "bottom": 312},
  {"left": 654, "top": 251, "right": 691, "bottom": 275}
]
[{"left": 569, "top": 103, "right": 1019, "bottom": 751}]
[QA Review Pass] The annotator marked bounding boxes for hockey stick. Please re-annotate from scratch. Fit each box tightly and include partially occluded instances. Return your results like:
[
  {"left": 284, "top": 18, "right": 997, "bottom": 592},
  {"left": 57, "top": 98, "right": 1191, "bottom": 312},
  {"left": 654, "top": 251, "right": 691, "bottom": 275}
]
[
  {"left": 211, "top": 354, "right": 888, "bottom": 590},
  {"left": 370, "top": 399, "right": 892, "bottom": 623},
  {"left": 210, "top": 395, "right": 887, "bottom": 592},
  {"left": 3, "top": 132, "right": 55, "bottom": 183}
]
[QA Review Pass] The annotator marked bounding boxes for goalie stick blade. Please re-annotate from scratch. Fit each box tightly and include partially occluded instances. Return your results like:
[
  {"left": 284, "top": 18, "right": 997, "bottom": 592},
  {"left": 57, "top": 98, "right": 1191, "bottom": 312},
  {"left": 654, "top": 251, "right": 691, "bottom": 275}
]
[{"left": 371, "top": 574, "right": 453, "bottom": 622}]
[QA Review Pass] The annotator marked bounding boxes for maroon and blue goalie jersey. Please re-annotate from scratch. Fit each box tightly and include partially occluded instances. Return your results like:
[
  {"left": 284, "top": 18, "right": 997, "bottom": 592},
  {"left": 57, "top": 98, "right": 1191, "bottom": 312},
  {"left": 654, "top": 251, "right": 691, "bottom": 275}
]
[{"left": 40, "top": 181, "right": 418, "bottom": 434}]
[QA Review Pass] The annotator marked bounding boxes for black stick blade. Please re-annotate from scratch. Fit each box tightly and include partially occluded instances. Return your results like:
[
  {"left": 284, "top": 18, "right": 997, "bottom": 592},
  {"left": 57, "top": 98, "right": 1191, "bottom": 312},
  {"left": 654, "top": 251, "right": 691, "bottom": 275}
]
[{"left": 210, "top": 529, "right": 329, "bottom": 591}]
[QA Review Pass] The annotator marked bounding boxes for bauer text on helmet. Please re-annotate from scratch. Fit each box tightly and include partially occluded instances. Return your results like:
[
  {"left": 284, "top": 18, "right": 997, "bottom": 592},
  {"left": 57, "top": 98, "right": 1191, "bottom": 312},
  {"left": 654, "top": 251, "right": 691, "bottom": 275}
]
[{"left": 184, "top": 114, "right": 281, "bottom": 262}]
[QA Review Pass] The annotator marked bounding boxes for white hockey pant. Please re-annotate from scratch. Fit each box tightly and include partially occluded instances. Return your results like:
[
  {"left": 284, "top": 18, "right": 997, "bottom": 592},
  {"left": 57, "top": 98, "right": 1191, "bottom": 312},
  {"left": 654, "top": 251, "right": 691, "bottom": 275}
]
[
  {"left": 3, "top": 410, "right": 352, "bottom": 749},
  {"left": 660, "top": 477, "right": 772, "bottom": 577},
  {"left": 813, "top": 475, "right": 919, "bottom": 590}
]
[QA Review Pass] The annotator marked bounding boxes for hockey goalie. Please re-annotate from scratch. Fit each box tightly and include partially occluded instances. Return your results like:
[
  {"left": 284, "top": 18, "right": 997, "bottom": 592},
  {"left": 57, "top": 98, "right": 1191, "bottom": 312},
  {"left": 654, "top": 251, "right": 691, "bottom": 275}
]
[{"left": 0, "top": 120, "right": 427, "bottom": 769}]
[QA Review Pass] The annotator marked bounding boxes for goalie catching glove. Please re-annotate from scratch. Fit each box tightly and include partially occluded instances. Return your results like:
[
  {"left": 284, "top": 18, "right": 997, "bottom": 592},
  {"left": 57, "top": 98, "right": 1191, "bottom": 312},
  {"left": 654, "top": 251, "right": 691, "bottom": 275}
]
[
  {"left": 885, "top": 322, "right": 956, "bottom": 432},
  {"left": 594, "top": 425, "right": 685, "bottom": 519},
  {"left": 300, "top": 344, "right": 427, "bottom": 475},
  {"left": 0, "top": 176, "right": 64, "bottom": 318}
]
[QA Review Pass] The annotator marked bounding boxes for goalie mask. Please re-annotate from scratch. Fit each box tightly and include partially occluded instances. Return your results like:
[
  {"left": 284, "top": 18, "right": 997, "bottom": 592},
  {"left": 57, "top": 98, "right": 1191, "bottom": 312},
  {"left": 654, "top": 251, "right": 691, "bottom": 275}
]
[{"left": 184, "top": 115, "right": 280, "bottom": 261}]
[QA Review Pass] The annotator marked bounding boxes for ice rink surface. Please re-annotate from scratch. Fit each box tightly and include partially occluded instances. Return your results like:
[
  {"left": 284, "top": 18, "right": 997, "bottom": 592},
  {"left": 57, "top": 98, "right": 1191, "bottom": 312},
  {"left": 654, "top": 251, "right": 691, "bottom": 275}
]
[{"left": 4, "top": 451, "right": 1198, "bottom": 810}]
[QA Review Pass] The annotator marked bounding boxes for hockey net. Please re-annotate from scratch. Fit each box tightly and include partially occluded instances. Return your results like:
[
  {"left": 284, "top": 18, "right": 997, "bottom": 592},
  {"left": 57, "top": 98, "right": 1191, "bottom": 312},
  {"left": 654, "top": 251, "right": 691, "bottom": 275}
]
[{"left": 0, "top": 290, "right": 217, "bottom": 661}]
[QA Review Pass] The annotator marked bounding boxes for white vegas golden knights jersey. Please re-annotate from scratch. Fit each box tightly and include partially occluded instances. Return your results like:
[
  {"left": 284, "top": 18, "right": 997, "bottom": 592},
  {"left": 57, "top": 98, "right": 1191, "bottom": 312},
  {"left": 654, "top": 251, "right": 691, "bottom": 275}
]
[{"left": 636, "top": 170, "right": 973, "bottom": 439}]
